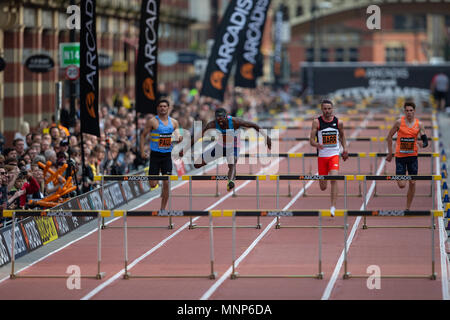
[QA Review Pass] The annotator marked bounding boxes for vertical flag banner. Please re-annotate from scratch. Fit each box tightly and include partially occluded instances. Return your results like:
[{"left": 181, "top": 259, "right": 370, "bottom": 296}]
[
  {"left": 80, "top": 0, "right": 100, "bottom": 137},
  {"left": 235, "top": 0, "right": 271, "bottom": 88},
  {"left": 273, "top": 7, "right": 283, "bottom": 87},
  {"left": 135, "top": 0, "right": 160, "bottom": 115},
  {"left": 200, "top": 0, "right": 254, "bottom": 102}
]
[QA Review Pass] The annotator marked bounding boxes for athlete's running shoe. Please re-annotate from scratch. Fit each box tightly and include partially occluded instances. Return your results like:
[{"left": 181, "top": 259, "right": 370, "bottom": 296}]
[
  {"left": 330, "top": 206, "right": 336, "bottom": 217},
  {"left": 227, "top": 180, "right": 235, "bottom": 192}
]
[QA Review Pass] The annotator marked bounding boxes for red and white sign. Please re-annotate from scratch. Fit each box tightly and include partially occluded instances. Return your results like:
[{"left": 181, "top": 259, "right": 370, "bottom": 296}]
[
  {"left": 65, "top": 65, "right": 80, "bottom": 80},
  {"left": 174, "top": 159, "right": 186, "bottom": 177}
]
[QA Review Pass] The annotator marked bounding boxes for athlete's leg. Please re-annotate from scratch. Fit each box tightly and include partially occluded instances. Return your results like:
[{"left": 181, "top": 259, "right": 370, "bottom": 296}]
[
  {"left": 329, "top": 169, "right": 338, "bottom": 208},
  {"left": 405, "top": 157, "right": 418, "bottom": 210},
  {"left": 318, "top": 157, "right": 328, "bottom": 191},
  {"left": 160, "top": 180, "right": 169, "bottom": 210},
  {"left": 395, "top": 157, "right": 407, "bottom": 189},
  {"left": 406, "top": 180, "right": 416, "bottom": 210},
  {"left": 148, "top": 154, "right": 160, "bottom": 189},
  {"left": 194, "top": 146, "right": 213, "bottom": 169},
  {"left": 159, "top": 156, "right": 173, "bottom": 210}
]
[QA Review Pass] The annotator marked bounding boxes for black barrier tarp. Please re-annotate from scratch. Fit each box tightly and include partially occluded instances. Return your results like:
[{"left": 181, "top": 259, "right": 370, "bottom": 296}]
[
  {"left": 301, "top": 62, "right": 450, "bottom": 100},
  {"left": 135, "top": 0, "right": 160, "bottom": 114},
  {"left": 200, "top": 0, "right": 255, "bottom": 101},
  {"left": 234, "top": 0, "right": 271, "bottom": 89},
  {"left": 80, "top": 0, "right": 100, "bottom": 137}
]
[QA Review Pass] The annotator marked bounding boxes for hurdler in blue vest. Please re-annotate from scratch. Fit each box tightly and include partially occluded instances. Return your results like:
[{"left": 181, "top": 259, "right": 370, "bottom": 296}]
[
  {"left": 179, "top": 107, "right": 272, "bottom": 192},
  {"left": 140, "top": 98, "right": 182, "bottom": 210}
]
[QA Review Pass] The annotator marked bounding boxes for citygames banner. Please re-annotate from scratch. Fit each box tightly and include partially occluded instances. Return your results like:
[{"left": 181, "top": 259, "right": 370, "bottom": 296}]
[
  {"left": 200, "top": 0, "right": 255, "bottom": 101},
  {"left": 235, "top": 0, "right": 271, "bottom": 88},
  {"left": 135, "top": 0, "right": 160, "bottom": 115},
  {"left": 80, "top": 0, "right": 100, "bottom": 136},
  {"left": 301, "top": 63, "right": 450, "bottom": 99}
]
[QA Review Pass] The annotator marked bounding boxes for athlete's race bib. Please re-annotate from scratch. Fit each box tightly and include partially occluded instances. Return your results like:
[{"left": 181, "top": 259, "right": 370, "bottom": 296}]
[
  {"left": 321, "top": 131, "right": 337, "bottom": 147},
  {"left": 399, "top": 137, "right": 415, "bottom": 153},
  {"left": 158, "top": 134, "right": 172, "bottom": 149}
]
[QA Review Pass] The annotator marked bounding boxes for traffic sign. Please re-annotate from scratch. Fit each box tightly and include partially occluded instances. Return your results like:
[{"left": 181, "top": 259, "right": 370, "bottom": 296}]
[
  {"left": 59, "top": 42, "right": 80, "bottom": 68},
  {"left": 65, "top": 65, "right": 80, "bottom": 80}
]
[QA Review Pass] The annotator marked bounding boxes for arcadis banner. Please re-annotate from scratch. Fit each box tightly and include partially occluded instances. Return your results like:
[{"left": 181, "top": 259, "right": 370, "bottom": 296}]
[
  {"left": 135, "top": 0, "right": 160, "bottom": 115},
  {"left": 301, "top": 62, "right": 450, "bottom": 100},
  {"left": 200, "top": 0, "right": 255, "bottom": 101},
  {"left": 235, "top": 0, "right": 271, "bottom": 88},
  {"left": 80, "top": 0, "right": 100, "bottom": 136}
]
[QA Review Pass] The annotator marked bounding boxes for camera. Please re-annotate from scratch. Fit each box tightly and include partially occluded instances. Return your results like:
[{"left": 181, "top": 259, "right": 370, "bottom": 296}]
[{"left": 17, "top": 170, "right": 28, "bottom": 180}]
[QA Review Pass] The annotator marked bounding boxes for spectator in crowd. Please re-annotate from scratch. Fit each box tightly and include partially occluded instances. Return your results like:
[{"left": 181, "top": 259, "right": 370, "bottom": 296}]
[
  {"left": 14, "top": 121, "right": 30, "bottom": 149},
  {"left": 3, "top": 148, "right": 17, "bottom": 162},
  {"left": 13, "top": 138, "right": 26, "bottom": 157}
]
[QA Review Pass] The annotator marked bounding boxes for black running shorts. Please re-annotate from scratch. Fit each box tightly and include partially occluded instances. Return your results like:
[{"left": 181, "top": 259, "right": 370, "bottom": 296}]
[
  {"left": 395, "top": 156, "right": 418, "bottom": 175},
  {"left": 149, "top": 151, "right": 172, "bottom": 175}
]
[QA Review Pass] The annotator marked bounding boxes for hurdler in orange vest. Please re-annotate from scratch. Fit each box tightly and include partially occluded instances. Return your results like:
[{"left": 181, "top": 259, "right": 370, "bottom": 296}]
[{"left": 386, "top": 102, "right": 429, "bottom": 211}]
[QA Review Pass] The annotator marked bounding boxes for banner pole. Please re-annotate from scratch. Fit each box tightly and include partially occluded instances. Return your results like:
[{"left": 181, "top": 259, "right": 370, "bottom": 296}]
[{"left": 10, "top": 212, "right": 16, "bottom": 279}]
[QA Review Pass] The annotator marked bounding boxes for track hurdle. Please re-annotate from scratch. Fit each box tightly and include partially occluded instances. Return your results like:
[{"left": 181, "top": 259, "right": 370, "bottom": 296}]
[
  {"left": 3, "top": 209, "right": 109, "bottom": 280},
  {"left": 370, "top": 153, "right": 440, "bottom": 197},
  {"left": 224, "top": 210, "right": 344, "bottom": 279},
  {"left": 343, "top": 209, "right": 444, "bottom": 280},
  {"left": 183, "top": 175, "right": 266, "bottom": 229},
  {"left": 240, "top": 153, "right": 368, "bottom": 197},
  {"left": 94, "top": 175, "right": 178, "bottom": 229},
  {"left": 268, "top": 174, "right": 352, "bottom": 229},
  {"left": 357, "top": 174, "right": 441, "bottom": 229},
  {"left": 113, "top": 210, "right": 219, "bottom": 280}
]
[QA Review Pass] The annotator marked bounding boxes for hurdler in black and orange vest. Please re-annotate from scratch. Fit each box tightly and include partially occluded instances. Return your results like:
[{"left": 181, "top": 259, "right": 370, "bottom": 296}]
[{"left": 386, "top": 102, "right": 429, "bottom": 210}]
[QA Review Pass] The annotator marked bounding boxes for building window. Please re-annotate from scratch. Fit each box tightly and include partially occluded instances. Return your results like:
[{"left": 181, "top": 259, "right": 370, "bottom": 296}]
[
  {"left": 385, "top": 47, "right": 406, "bottom": 62},
  {"left": 320, "top": 48, "right": 329, "bottom": 62},
  {"left": 394, "top": 14, "right": 426, "bottom": 31},
  {"left": 349, "top": 48, "right": 358, "bottom": 62},
  {"left": 306, "top": 48, "right": 314, "bottom": 62},
  {"left": 296, "top": 5, "right": 303, "bottom": 16},
  {"left": 334, "top": 48, "right": 344, "bottom": 62}
]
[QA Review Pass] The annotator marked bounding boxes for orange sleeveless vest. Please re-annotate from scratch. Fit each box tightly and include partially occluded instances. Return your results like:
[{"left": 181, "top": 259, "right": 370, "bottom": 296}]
[{"left": 395, "top": 116, "right": 419, "bottom": 157}]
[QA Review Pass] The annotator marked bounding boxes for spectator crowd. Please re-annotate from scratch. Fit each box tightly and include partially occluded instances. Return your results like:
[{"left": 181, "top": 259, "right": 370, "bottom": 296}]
[{"left": 0, "top": 82, "right": 294, "bottom": 227}]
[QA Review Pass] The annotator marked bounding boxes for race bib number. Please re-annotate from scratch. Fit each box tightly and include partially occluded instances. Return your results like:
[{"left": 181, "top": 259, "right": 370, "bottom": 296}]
[
  {"left": 321, "top": 131, "right": 337, "bottom": 147},
  {"left": 399, "top": 137, "right": 414, "bottom": 153},
  {"left": 158, "top": 134, "right": 172, "bottom": 149}
]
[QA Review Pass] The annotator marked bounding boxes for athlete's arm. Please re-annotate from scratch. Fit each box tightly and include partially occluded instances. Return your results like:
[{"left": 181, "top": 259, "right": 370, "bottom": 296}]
[
  {"left": 140, "top": 118, "right": 154, "bottom": 159},
  {"left": 386, "top": 119, "right": 400, "bottom": 162},
  {"left": 418, "top": 121, "right": 428, "bottom": 148},
  {"left": 233, "top": 118, "right": 271, "bottom": 150},
  {"left": 338, "top": 121, "right": 348, "bottom": 161},
  {"left": 309, "top": 119, "right": 323, "bottom": 150},
  {"left": 171, "top": 118, "right": 183, "bottom": 143}
]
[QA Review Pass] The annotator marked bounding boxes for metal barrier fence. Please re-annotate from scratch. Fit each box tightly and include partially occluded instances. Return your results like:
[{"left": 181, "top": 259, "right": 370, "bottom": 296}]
[
  {"left": 3, "top": 209, "right": 109, "bottom": 280},
  {"left": 3, "top": 208, "right": 443, "bottom": 280}
]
